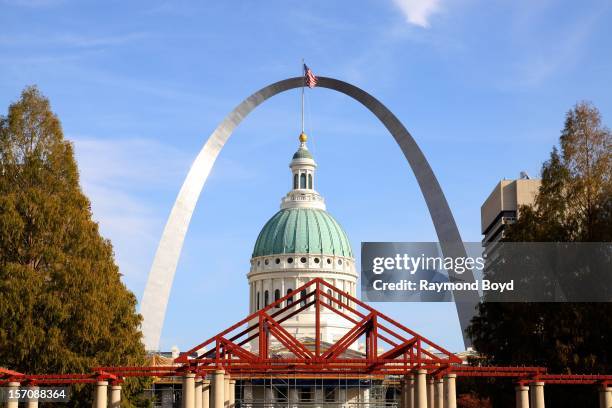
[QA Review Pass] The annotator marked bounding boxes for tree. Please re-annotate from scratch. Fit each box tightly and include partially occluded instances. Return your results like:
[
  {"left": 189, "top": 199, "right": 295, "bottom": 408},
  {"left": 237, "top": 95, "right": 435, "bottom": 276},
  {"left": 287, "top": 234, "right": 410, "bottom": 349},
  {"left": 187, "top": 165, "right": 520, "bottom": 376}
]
[
  {"left": 467, "top": 102, "right": 611, "bottom": 407},
  {"left": 0, "top": 86, "right": 150, "bottom": 406}
]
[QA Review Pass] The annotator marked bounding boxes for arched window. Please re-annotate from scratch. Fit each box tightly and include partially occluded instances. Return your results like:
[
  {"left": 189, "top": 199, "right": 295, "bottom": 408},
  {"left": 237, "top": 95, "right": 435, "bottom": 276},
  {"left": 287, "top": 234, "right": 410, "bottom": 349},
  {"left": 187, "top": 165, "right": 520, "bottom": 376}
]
[
  {"left": 274, "top": 289, "right": 281, "bottom": 308},
  {"left": 337, "top": 293, "right": 343, "bottom": 309},
  {"left": 256, "top": 292, "right": 260, "bottom": 310},
  {"left": 327, "top": 289, "right": 333, "bottom": 305},
  {"left": 286, "top": 289, "right": 293, "bottom": 304},
  {"left": 300, "top": 173, "right": 306, "bottom": 189},
  {"left": 308, "top": 174, "right": 313, "bottom": 189},
  {"left": 264, "top": 290, "right": 269, "bottom": 306},
  {"left": 300, "top": 289, "right": 307, "bottom": 307},
  {"left": 293, "top": 173, "right": 298, "bottom": 189}
]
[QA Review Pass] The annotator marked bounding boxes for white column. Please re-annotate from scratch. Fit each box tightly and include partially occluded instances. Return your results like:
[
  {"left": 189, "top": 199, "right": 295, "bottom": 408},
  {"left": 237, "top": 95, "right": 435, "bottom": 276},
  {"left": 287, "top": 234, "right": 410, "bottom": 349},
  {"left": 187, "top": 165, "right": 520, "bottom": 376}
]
[
  {"left": 264, "top": 383, "right": 275, "bottom": 408},
  {"left": 600, "top": 387, "right": 612, "bottom": 408},
  {"left": 359, "top": 387, "right": 369, "bottom": 406},
  {"left": 110, "top": 384, "right": 121, "bottom": 408},
  {"left": 338, "top": 388, "right": 347, "bottom": 408},
  {"left": 415, "top": 369, "right": 427, "bottom": 408},
  {"left": 427, "top": 377, "right": 435, "bottom": 408},
  {"left": 434, "top": 378, "right": 443, "bottom": 408},
  {"left": 7, "top": 382, "right": 20, "bottom": 408},
  {"left": 224, "top": 377, "right": 230, "bottom": 408},
  {"left": 203, "top": 380, "right": 211, "bottom": 408},
  {"left": 515, "top": 385, "right": 529, "bottom": 408},
  {"left": 195, "top": 378, "right": 203, "bottom": 408},
  {"left": 183, "top": 373, "right": 196, "bottom": 408},
  {"left": 26, "top": 385, "right": 39, "bottom": 408},
  {"left": 529, "top": 382, "right": 545, "bottom": 408},
  {"left": 229, "top": 380, "right": 236, "bottom": 408},
  {"left": 212, "top": 370, "right": 225, "bottom": 408},
  {"left": 94, "top": 380, "right": 108, "bottom": 408},
  {"left": 243, "top": 381, "right": 253, "bottom": 408},
  {"left": 314, "top": 386, "right": 324, "bottom": 408},
  {"left": 289, "top": 387, "right": 299, "bottom": 408},
  {"left": 408, "top": 375, "right": 415, "bottom": 408},
  {"left": 443, "top": 374, "right": 457, "bottom": 408}
]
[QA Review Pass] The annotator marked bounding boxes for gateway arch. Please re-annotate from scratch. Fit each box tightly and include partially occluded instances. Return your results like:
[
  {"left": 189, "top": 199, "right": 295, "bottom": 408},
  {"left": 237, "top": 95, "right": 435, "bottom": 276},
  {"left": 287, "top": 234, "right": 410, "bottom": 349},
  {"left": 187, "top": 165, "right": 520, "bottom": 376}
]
[{"left": 140, "top": 76, "right": 480, "bottom": 351}]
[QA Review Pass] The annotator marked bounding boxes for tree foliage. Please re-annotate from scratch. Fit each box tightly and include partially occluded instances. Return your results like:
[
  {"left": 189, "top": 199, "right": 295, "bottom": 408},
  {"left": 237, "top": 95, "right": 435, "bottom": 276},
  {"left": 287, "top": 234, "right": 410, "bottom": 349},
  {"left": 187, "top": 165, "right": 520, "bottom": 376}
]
[
  {"left": 467, "top": 102, "right": 611, "bottom": 407},
  {"left": 0, "top": 86, "right": 150, "bottom": 406}
]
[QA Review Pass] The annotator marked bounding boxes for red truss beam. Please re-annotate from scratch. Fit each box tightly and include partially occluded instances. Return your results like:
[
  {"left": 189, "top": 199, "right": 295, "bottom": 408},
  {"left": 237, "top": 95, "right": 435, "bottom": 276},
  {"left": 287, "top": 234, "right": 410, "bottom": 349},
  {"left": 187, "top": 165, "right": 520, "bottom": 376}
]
[{"left": 175, "top": 278, "right": 461, "bottom": 375}]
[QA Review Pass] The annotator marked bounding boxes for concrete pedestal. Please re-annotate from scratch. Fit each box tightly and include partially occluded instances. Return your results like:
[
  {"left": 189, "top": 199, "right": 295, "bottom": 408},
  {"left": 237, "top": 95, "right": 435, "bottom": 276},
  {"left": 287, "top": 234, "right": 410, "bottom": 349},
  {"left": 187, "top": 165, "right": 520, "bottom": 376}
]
[
  {"left": 515, "top": 385, "right": 529, "bottom": 408},
  {"left": 203, "top": 380, "right": 211, "bottom": 408},
  {"left": 195, "top": 378, "right": 203, "bottom": 408},
  {"left": 599, "top": 387, "right": 611, "bottom": 408},
  {"left": 110, "top": 384, "right": 121, "bottom": 408},
  {"left": 529, "top": 382, "right": 545, "bottom": 408},
  {"left": 427, "top": 377, "right": 435, "bottom": 408},
  {"left": 212, "top": 370, "right": 225, "bottom": 408},
  {"left": 94, "top": 380, "right": 108, "bottom": 408},
  {"left": 183, "top": 373, "right": 196, "bottom": 408},
  {"left": 434, "top": 378, "right": 444, "bottom": 408},
  {"left": 7, "top": 382, "right": 20, "bottom": 408},
  {"left": 443, "top": 374, "right": 457, "bottom": 408},
  {"left": 415, "top": 369, "right": 427, "bottom": 408}
]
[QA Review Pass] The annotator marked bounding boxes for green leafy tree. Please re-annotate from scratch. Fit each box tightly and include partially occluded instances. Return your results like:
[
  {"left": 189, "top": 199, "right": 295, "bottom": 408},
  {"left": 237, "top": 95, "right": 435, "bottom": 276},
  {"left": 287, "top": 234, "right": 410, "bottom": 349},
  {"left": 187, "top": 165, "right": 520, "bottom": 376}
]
[
  {"left": 0, "top": 86, "right": 150, "bottom": 406},
  {"left": 467, "top": 102, "right": 612, "bottom": 407}
]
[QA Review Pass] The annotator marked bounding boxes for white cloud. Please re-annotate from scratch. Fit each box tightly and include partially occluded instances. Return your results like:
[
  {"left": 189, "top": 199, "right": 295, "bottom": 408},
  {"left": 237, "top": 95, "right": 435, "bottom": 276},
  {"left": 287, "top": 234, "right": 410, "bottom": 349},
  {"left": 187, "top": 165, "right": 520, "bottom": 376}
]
[{"left": 392, "top": 0, "right": 442, "bottom": 28}]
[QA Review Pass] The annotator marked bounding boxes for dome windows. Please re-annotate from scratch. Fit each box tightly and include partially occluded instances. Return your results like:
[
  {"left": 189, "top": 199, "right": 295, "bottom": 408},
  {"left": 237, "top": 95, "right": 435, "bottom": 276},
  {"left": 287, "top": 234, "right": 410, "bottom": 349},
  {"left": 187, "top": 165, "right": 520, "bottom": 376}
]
[
  {"left": 326, "top": 258, "right": 332, "bottom": 264},
  {"left": 314, "top": 257, "right": 320, "bottom": 264},
  {"left": 264, "top": 290, "right": 269, "bottom": 306},
  {"left": 300, "top": 257, "right": 307, "bottom": 264},
  {"left": 287, "top": 257, "right": 293, "bottom": 264},
  {"left": 264, "top": 259, "right": 269, "bottom": 265},
  {"left": 274, "top": 289, "right": 281, "bottom": 308},
  {"left": 275, "top": 258, "right": 280, "bottom": 264}
]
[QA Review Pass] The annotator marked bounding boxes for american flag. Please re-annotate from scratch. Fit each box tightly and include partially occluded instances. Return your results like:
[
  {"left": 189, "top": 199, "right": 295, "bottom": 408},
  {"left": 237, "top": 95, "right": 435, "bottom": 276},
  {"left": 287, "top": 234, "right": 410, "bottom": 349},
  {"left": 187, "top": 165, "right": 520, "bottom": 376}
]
[{"left": 303, "top": 64, "right": 317, "bottom": 88}]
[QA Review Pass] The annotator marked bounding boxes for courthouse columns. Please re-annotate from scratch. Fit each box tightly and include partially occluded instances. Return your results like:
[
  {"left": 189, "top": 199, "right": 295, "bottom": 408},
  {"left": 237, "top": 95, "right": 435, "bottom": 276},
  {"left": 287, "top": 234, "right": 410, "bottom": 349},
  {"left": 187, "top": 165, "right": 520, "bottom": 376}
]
[
  {"left": 212, "top": 370, "right": 225, "bottom": 408},
  {"left": 515, "top": 385, "right": 529, "bottom": 408},
  {"left": 7, "top": 382, "right": 20, "bottom": 408},
  {"left": 195, "top": 377, "right": 203, "bottom": 408},
  {"left": 93, "top": 380, "right": 108, "bottom": 408},
  {"left": 415, "top": 369, "right": 427, "bottom": 408},
  {"left": 443, "top": 374, "right": 457, "bottom": 408},
  {"left": 529, "top": 382, "right": 545, "bottom": 408},
  {"left": 434, "top": 378, "right": 444, "bottom": 408},
  {"left": 203, "top": 379, "right": 211, "bottom": 408},
  {"left": 599, "top": 386, "right": 611, "bottom": 408},
  {"left": 110, "top": 384, "right": 121, "bottom": 408},
  {"left": 183, "top": 372, "right": 196, "bottom": 408}
]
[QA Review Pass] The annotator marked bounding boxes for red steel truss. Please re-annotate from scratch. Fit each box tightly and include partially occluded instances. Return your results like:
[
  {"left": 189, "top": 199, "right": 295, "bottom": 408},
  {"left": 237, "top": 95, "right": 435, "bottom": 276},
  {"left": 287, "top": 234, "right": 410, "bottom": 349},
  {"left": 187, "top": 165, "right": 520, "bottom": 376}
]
[{"left": 1, "top": 278, "right": 610, "bottom": 387}]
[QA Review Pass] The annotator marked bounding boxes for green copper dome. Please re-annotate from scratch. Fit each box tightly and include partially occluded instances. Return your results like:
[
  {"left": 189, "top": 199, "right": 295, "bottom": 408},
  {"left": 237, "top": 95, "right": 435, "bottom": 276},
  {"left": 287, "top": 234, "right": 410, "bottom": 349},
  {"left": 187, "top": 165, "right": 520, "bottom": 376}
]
[
  {"left": 292, "top": 147, "right": 313, "bottom": 160},
  {"left": 253, "top": 208, "right": 352, "bottom": 258}
]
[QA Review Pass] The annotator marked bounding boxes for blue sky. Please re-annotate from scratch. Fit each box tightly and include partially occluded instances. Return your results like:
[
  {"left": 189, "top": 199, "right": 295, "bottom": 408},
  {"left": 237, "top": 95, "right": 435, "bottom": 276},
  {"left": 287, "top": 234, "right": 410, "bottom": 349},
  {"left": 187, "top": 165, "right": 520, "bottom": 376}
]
[{"left": 1, "top": 0, "right": 611, "bottom": 352}]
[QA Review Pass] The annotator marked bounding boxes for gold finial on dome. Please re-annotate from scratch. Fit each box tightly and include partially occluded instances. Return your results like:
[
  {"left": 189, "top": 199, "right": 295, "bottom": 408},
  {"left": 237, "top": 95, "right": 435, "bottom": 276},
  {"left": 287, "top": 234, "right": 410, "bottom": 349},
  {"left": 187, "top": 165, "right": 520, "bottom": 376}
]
[{"left": 299, "top": 132, "right": 308, "bottom": 143}]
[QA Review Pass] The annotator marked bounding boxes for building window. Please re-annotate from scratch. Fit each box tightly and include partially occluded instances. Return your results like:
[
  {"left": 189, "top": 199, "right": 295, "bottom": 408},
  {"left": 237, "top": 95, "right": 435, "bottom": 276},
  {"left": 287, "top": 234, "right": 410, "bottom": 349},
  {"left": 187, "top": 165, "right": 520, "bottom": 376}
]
[
  {"left": 300, "top": 257, "right": 307, "bottom": 264},
  {"left": 327, "top": 289, "right": 333, "bottom": 305},
  {"left": 308, "top": 174, "right": 313, "bottom": 189},
  {"left": 300, "top": 289, "right": 307, "bottom": 307},
  {"left": 300, "top": 173, "right": 306, "bottom": 189},
  {"left": 275, "top": 258, "right": 280, "bottom": 264},
  {"left": 287, "top": 257, "right": 293, "bottom": 264},
  {"left": 293, "top": 173, "right": 298, "bottom": 189},
  {"left": 286, "top": 289, "right": 293, "bottom": 304},
  {"left": 314, "top": 257, "right": 320, "bottom": 264},
  {"left": 274, "top": 289, "right": 281, "bottom": 308},
  {"left": 257, "top": 292, "right": 260, "bottom": 310},
  {"left": 337, "top": 293, "right": 343, "bottom": 309},
  {"left": 264, "top": 290, "right": 269, "bottom": 306}
]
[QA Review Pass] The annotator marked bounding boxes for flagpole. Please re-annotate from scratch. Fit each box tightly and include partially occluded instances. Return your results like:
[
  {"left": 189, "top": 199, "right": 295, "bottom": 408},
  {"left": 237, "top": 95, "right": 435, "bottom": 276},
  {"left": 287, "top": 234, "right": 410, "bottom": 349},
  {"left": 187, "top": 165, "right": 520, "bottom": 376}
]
[{"left": 301, "top": 58, "right": 305, "bottom": 134}]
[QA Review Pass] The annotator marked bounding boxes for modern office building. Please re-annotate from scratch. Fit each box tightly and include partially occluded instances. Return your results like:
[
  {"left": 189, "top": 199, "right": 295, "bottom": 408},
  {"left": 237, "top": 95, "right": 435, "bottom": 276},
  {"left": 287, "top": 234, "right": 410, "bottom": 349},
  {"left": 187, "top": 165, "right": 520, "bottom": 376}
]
[{"left": 481, "top": 174, "right": 541, "bottom": 253}]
